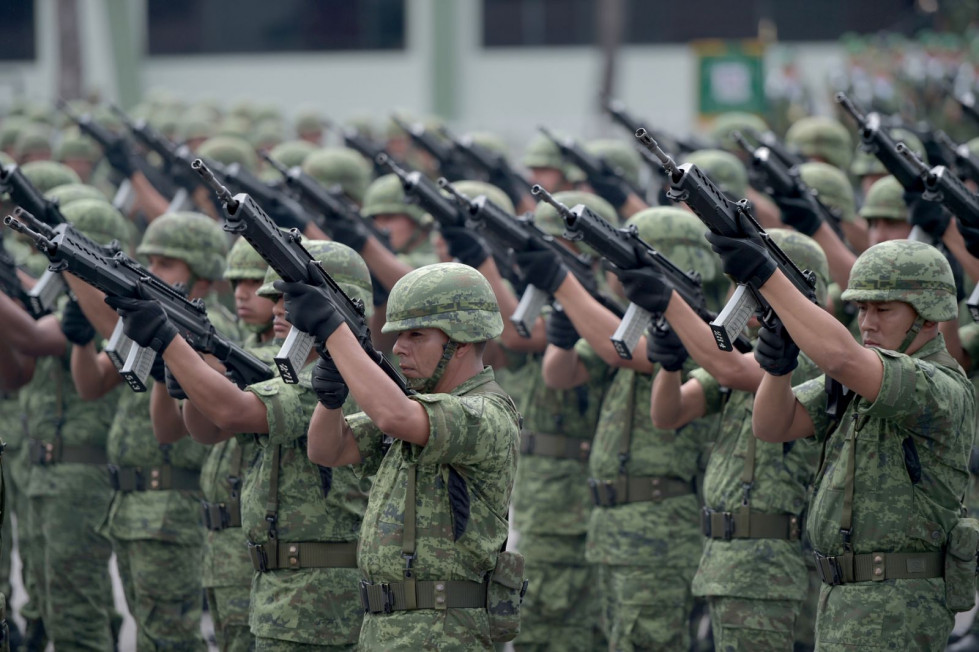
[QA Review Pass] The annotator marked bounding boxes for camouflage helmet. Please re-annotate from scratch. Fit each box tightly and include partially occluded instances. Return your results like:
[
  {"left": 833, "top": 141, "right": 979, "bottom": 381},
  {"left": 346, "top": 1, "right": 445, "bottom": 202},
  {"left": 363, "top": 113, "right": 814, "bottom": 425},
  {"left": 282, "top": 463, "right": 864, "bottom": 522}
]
[
  {"left": 382, "top": 262, "right": 503, "bottom": 342},
  {"left": 20, "top": 161, "right": 81, "bottom": 194},
  {"left": 224, "top": 236, "right": 269, "bottom": 281},
  {"left": 449, "top": 180, "right": 515, "bottom": 215},
  {"left": 251, "top": 120, "right": 285, "bottom": 151},
  {"left": 177, "top": 114, "right": 215, "bottom": 144},
  {"left": 0, "top": 117, "right": 29, "bottom": 152},
  {"left": 136, "top": 212, "right": 229, "bottom": 280},
  {"left": 14, "top": 125, "right": 53, "bottom": 160},
  {"left": 798, "top": 161, "right": 857, "bottom": 223},
  {"left": 253, "top": 104, "right": 283, "bottom": 125},
  {"left": 841, "top": 240, "right": 957, "bottom": 321},
  {"left": 54, "top": 132, "right": 99, "bottom": 163},
  {"left": 59, "top": 198, "right": 128, "bottom": 246},
  {"left": 522, "top": 132, "right": 565, "bottom": 170},
  {"left": 766, "top": 228, "right": 830, "bottom": 306},
  {"left": 218, "top": 115, "right": 252, "bottom": 138},
  {"left": 302, "top": 147, "right": 372, "bottom": 204},
  {"left": 294, "top": 107, "right": 324, "bottom": 136},
  {"left": 197, "top": 135, "right": 259, "bottom": 173},
  {"left": 626, "top": 207, "right": 718, "bottom": 283},
  {"left": 465, "top": 131, "right": 510, "bottom": 160},
  {"left": 257, "top": 240, "right": 373, "bottom": 318},
  {"left": 785, "top": 116, "right": 853, "bottom": 171},
  {"left": 859, "top": 175, "right": 906, "bottom": 221},
  {"left": 585, "top": 139, "right": 641, "bottom": 188},
  {"left": 533, "top": 190, "right": 617, "bottom": 256},
  {"left": 710, "top": 112, "right": 770, "bottom": 152},
  {"left": 0, "top": 151, "right": 15, "bottom": 168},
  {"left": 267, "top": 139, "right": 317, "bottom": 169},
  {"left": 966, "top": 136, "right": 979, "bottom": 160},
  {"left": 362, "top": 173, "right": 430, "bottom": 226},
  {"left": 850, "top": 128, "right": 924, "bottom": 177},
  {"left": 44, "top": 183, "right": 107, "bottom": 207},
  {"left": 684, "top": 149, "right": 748, "bottom": 197}
]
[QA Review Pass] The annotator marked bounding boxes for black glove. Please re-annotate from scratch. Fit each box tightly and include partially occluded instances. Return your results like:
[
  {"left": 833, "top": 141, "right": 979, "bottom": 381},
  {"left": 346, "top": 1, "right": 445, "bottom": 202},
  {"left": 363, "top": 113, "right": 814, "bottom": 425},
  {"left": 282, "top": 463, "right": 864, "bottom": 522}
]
[
  {"left": 956, "top": 217, "right": 979, "bottom": 259},
  {"left": 103, "top": 137, "right": 136, "bottom": 178},
  {"left": 311, "top": 355, "right": 348, "bottom": 409},
  {"left": 753, "top": 322, "right": 800, "bottom": 376},
  {"left": 705, "top": 215, "right": 777, "bottom": 287},
  {"left": 546, "top": 308, "right": 579, "bottom": 349},
  {"left": 104, "top": 295, "right": 178, "bottom": 353},
  {"left": 164, "top": 365, "right": 187, "bottom": 400},
  {"left": 513, "top": 248, "right": 568, "bottom": 295},
  {"left": 149, "top": 355, "right": 167, "bottom": 383},
  {"left": 587, "top": 172, "right": 630, "bottom": 209},
  {"left": 60, "top": 299, "right": 95, "bottom": 346},
  {"left": 646, "top": 326, "right": 688, "bottom": 372},
  {"left": 441, "top": 226, "right": 489, "bottom": 268},
  {"left": 905, "top": 191, "right": 950, "bottom": 238},
  {"left": 617, "top": 266, "right": 674, "bottom": 314},
  {"left": 328, "top": 219, "right": 369, "bottom": 253},
  {"left": 274, "top": 272, "right": 345, "bottom": 343},
  {"left": 775, "top": 193, "right": 822, "bottom": 236}
]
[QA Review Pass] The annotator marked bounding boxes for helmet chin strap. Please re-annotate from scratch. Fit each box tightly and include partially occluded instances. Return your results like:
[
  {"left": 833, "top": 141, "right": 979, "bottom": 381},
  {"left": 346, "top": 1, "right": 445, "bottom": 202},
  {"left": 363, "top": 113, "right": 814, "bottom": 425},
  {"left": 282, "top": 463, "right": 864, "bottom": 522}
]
[
  {"left": 407, "top": 341, "right": 458, "bottom": 393},
  {"left": 896, "top": 315, "right": 925, "bottom": 354},
  {"left": 242, "top": 319, "right": 273, "bottom": 335}
]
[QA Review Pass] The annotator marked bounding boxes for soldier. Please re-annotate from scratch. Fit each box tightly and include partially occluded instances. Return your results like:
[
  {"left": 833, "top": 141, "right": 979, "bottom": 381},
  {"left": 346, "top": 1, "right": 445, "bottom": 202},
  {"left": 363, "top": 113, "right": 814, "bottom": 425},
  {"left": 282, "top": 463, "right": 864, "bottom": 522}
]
[
  {"left": 710, "top": 233, "right": 975, "bottom": 650},
  {"left": 582, "top": 139, "right": 648, "bottom": 218},
  {"left": 0, "top": 200, "right": 129, "bottom": 651},
  {"left": 54, "top": 131, "right": 100, "bottom": 184},
  {"left": 69, "top": 211, "right": 237, "bottom": 650},
  {"left": 361, "top": 173, "right": 438, "bottom": 269},
  {"left": 114, "top": 240, "right": 371, "bottom": 650},
  {"left": 293, "top": 262, "right": 520, "bottom": 649},
  {"left": 522, "top": 133, "right": 575, "bottom": 193},
  {"left": 784, "top": 116, "right": 854, "bottom": 173},
  {"left": 621, "top": 229, "right": 831, "bottom": 651}
]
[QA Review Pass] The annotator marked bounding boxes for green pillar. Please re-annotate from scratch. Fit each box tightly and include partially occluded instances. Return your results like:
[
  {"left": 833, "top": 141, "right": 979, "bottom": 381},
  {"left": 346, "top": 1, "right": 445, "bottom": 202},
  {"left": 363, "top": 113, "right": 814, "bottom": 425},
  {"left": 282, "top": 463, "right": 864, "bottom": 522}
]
[
  {"left": 104, "top": 0, "right": 141, "bottom": 108},
  {"left": 430, "top": 0, "right": 458, "bottom": 119}
]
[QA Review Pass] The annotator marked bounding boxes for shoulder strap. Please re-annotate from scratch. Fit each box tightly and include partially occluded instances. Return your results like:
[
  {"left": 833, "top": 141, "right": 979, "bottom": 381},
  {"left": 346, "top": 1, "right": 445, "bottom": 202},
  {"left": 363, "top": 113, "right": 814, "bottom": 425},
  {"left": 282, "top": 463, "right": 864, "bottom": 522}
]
[
  {"left": 402, "top": 463, "right": 418, "bottom": 609},
  {"left": 618, "top": 371, "right": 637, "bottom": 476}
]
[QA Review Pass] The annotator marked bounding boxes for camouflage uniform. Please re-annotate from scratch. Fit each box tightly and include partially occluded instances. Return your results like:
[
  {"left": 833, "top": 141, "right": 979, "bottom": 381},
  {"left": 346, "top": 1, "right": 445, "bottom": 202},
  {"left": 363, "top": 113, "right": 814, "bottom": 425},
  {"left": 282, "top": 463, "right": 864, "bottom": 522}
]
[
  {"left": 361, "top": 173, "right": 438, "bottom": 268},
  {"left": 345, "top": 263, "right": 520, "bottom": 650},
  {"left": 784, "top": 117, "right": 854, "bottom": 172},
  {"left": 241, "top": 242, "right": 372, "bottom": 650},
  {"left": 792, "top": 241, "right": 975, "bottom": 650}
]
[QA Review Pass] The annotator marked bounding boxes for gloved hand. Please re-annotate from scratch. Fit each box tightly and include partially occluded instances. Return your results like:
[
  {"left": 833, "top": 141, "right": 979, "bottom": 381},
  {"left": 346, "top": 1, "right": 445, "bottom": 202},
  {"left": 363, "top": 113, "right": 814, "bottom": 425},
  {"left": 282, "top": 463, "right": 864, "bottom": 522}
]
[
  {"left": 753, "top": 322, "right": 800, "bottom": 376},
  {"left": 587, "top": 172, "right": 630, "bottom": 209},
  {"left": 102, "top": 137, "right": 136, "bottom": 178},
  {"left": 546, "top": 308, "right": 579, "bottom": 349},
  {"left": 104, "top": 294, "right": 178, "bottom": 353},
  {"left": 705, "top": 215, "right": 777, "bottom": 287},
  {"left": 956, "top": 217, "right": 979, "bottom": 259},
  {"left": 328, "top": 219, "right": 369, "bottom": 253},
  {"left": 60, "top": 299, "right": 95, "bottom": 346},
  {"left": 775, "top": 193, "right": 822, "bottom": 236},
  {"left": 513, "top": 247, "right": 568, "bottom": 294},
  {"left": 164, "top": 365, "right": 187, "bottom": 400},
  {"left": 441, "top": 226, "right": 489, "bottom": 268},
  {"left": 274, "top": 276, "right": 345, "bottom": 343},
  {"left": 311, "top": 355, "right": 348, "bottom": 409},
  {"left": 646, "top": 326, "right": 688, "bottom": 372},
  {"left": 904, "top": 191, "right": 950, "bottom": 238},
  {"left": 617, "top": 266, "right": 674, "bottom": 314}
]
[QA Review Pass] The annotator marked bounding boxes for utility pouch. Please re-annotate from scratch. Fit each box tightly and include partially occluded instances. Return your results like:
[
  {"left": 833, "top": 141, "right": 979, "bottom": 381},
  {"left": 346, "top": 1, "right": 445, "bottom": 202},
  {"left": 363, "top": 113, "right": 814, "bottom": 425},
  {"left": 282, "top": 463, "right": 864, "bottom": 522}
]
[
  {"left": 486, "top": 550, "right": 528, "bottom": 643},
  {"left": 945, "top": 517, "right": 979, "bottom": 612}
]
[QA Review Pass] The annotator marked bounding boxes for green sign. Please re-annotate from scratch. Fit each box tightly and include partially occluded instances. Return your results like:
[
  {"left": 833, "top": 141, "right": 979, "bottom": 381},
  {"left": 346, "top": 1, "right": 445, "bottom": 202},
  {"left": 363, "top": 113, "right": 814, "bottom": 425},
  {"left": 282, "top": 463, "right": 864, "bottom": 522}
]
[{"left": 695, "top": 40, "right": 766, "bottom": 116}]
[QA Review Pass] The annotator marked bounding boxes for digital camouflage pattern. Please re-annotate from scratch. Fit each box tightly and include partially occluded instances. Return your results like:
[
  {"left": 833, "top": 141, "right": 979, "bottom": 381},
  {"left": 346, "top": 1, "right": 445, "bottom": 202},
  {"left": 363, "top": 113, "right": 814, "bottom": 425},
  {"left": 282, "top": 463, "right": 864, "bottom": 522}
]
[
  {"left": 13, "top": 125, "right": 52, "bottom": 161},
  {"left": 794, "top": 331, "right": 974, "bottom": 650},
  {"left": 768, "top": 228, "right": 831, "bottom": 307},
  {"left": 532, "top": 190, "right": 617, "bottom": 261},
  {"left": 785, "top": 116, "right": 854, "bottom": 171},
  {"left": 850, "top": 128, "right": 924, "bottom": 177},
  {"left": 267, "top": 139, "right": 317, "bottom": 170},
  {"left": 348, "top": 367, "right": 520, "bottom": 650},
  {"left": 44, "top": 182, "right": 108, "bottom": 207},
  {"left": 197, "top": 135, "right": 259, "bottom": 173},
  {"left": 841, "top": 240, "right": 958, "bottom": 321},
  {"left": 225, "top": 236, "right": 271, "bottom": 281},
  {"left": 241, "top": 363, "right": 366, "bottom": 647},
  {"left": 523, "top": 132, "right": 567, "bottom": 171},
  {"left": 858, "top": 175, "right": 907, "bottom": 221},
  {"left": 136, "top": 211, "right": 230, "bottom": 281},
  {"left": 798, "top": 161, "right": 858, "bottom": 223},
  {"left": 362, "top": 173, "right": 429, "bottom": 226},
  {"left": 684, "top": 149, "right": 748, "bottom": 198},
  {"left": 382, "top": 262, "right": 504, "bottom": 343},
  {"left": 584, "top": 139, "right": 641, "bottom": 188},
  {"left": 449, "top": 179, "right": 515, "bottom": 214},
  {"left": 60, "top": 198, "right": 130, "bottom": 245},
  {"left": 708, "top": 596, "right": 799, "bottom": 651},
  {"left": 19, "top": 160, "right": 81, "bottom": 193},
  {"left": 709, "top": 112, "right": 769, "bottom": 153},
  {"left": 302, "top": 147, "right": 372, "bottom": 205}
]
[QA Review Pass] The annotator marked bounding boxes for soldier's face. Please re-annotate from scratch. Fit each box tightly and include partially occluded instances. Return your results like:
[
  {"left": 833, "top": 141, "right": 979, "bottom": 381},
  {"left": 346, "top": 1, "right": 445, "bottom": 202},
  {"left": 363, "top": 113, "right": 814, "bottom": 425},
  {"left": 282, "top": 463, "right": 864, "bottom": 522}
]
[
  {"left": 528, "top": 167, "right": 568, "bottom": 193},
  {"left": 271, "top": 296, "right": 293, "bottom": 339},
  {"left": 867, "top": 219, "right": 911, "bottom": 246},
  {"left": 373, "top": 213, "right": 418, "bottom": 252},
  {"left": 855, "top": 300, "right": 917, "bottom": 350},
  {"left": 232, "top": 279, "right": 274, "bottom": 326},
  {"left": 148, "top": 255, "right": 193, "bottom": 288},
  {"left": 392, "top": 327, "right": 450, "bottom": 379}
]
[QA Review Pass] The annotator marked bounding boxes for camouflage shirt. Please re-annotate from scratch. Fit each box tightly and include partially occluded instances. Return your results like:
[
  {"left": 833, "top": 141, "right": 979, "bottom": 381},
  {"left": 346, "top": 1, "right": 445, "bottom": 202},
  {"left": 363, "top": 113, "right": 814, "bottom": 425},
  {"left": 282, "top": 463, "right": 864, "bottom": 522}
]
[{"left": 795, "top": 334, "right": 975, "bottom": 556}]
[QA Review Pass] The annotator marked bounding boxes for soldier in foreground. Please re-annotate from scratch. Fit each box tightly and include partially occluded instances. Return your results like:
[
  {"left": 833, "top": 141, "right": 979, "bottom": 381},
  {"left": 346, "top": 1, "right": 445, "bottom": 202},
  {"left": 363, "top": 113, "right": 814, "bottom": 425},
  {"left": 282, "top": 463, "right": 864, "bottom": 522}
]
[{"left": 291, "top": 263, "right": 521, "bottom": 650}]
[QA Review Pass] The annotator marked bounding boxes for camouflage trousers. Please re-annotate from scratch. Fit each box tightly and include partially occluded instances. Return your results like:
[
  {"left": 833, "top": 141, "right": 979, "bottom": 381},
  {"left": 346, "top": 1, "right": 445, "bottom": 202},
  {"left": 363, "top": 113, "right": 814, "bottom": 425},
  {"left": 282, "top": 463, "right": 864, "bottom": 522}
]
[
  {"left": 512, "top": 533, "right": 604, "bottom": 652},
  {"left": 205, "top": 586, "right": 253, "bottom": 652},
  {"left": 113, "top": 538, "right": 206, "bottom": 651},
  {"left": 597, "top": 563, "right": 696, "bottom": 651},
  {"left": 707, "top": 596, "right": 800, "bottom": 651},
  {"left": 358, "top": 609, "right": 494, "bottom": 650},
  {"left": 793, "top": 562, "right": 819, "bottom": 650},
  {"left": 28, "top": 484, "right": 116, "bottom": 651},
  {"left": 254, "top": 639, "right": 354, "bottom": 651},
  {"left": 814, "top": 578, "right": 953, "bottom": 651},
  {"left": 9, "top": 446, "right": 38, "bottom": 624}
]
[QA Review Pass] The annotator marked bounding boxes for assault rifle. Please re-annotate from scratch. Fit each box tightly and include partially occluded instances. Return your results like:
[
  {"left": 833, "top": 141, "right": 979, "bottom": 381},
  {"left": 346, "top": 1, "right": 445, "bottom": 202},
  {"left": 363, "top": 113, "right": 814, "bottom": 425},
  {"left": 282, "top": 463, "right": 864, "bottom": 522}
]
[
  {"left": 741, "top": 127, "right": 804, "bottom": 168},
  {"left": 340, "top": 127, "right": 389, "bottom": 177},
  {"left": 934, "top": 130, "right": 979, "bottom": 184},
  {"left": 392, "top": 116, "right": 469, "bottom": 181},
  {"left": 437, "top": 125, "right": 534, "bottom": 204},
  {"left": 948, "top": 85, "right": 979, "bottom": 129},
  {"left": 5, "top": 208, "right": 272, "bottom": 392},
  {"left": 533, "top": 185, "right": 752, "bottom": 358},
  {"left": 438, "top": 178, "right": 623, "bottom": 338},
  {"left": 604, "top": 99, "right": 709, "bottom": 157},
  {"left": 539, "top": 126, "right": 646, "bottom": 198},
  {"left": 636, "top": 129, "right": 818, "bottom": 351},
  {"left": 194, "top": 159, "right": 408, "bottom": 393},
  {"left": 213, "top": 156, "right": 312, "bottom": 232}
]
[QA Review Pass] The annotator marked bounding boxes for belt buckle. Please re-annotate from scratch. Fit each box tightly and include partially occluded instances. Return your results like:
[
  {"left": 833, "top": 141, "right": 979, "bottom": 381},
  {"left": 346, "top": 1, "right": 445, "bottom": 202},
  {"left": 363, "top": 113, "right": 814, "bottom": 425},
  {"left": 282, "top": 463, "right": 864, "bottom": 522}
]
[
  {"left": 359, "top": 580, "right": 371, "bottom": 614},
  {"left": 107, "top": 464, "right": 121, "bottom": 490},
  {"left": 604, "top": 480, "right": 617, "bottom": 507},
  {"left": 381, "top": 582, "right": 394, "bottom": 614},
  {"left": 814, "top": 552, "right": 843, "bottom": 586},
  {"left": 219, "top": 503, "right": 231, "bottom": 529},
  {"left": 722, "top": 512, "right": 735, "bottom": 540},
  {"left": 701, "top": 507, "right": 712, "bottom": 537},
  {"left": 200, "top": 500, "right": 213, "bottom": 530},
  {"left": 248, "top": 542, "right": 269, "bottom": 573},
  {"left": 588, "top": 478, "right": 601, "bottom": 506}
]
